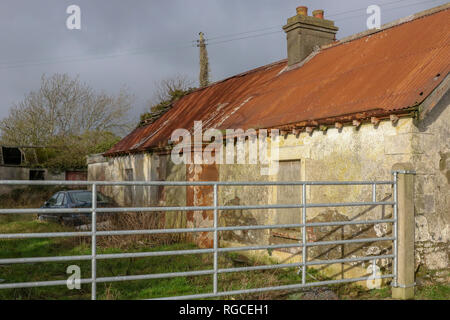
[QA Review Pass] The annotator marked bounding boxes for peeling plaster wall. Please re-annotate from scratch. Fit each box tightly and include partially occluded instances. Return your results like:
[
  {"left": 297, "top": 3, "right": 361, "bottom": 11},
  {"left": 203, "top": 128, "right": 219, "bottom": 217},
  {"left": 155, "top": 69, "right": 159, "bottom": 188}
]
[
  {"left": 273, "top": 113, "right": 448, "bottom": 273},
  {"left": 206, "top": 114, "right": 447, "bottom": 274},
  {"left": 88, "top": 99, "right": 449, "bottom": 275},
  {"left": 87, "top": 153, "right": 186, "bottom": 230},
  {"left": 414, "top": 91, "right": 449, "bottom": 271},
  {"left": 238, "top": 120, "right": 411, "bottom": 276},
  {"left": 219, "top": 161, "right": 273, "bottom": 247}
]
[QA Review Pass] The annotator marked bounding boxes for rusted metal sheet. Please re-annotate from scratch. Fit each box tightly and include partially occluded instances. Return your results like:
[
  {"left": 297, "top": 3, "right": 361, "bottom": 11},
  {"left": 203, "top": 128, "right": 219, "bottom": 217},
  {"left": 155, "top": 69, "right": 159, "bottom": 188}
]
[
  {"left": 186, "top": 163, "right": 218, "bottom": 248},
  {"left": 105, "top": 8, "right": 450, "bottom": 156}
]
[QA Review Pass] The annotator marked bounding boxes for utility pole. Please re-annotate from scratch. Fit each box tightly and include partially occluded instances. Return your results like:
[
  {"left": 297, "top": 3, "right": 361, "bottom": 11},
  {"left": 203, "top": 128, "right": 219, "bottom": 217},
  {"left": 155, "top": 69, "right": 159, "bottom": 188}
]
[{"left": 197, "top": 32, "right": 210, "bottom": 88}]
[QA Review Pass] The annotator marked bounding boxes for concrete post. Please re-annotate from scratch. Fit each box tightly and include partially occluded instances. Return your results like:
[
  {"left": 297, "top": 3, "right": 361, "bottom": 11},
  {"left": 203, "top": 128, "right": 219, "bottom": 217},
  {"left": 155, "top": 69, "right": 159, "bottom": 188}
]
[{"left": 391, "top": 163, "right": 416, "bottom": 300}]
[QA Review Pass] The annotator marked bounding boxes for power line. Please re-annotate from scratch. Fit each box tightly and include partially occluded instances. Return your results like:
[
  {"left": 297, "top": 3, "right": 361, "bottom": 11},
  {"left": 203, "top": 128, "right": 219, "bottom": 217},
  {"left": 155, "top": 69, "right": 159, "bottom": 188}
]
[
  {"left": 202, "top": 0, "right": 442, "bottom": 47},
  {"left": 206, "top": 25, "right": 282, "bottom": 42},
  {"left": 207, "top": 31, "right": 283, "bottom": 46},
  {"left": 0, "top": 43, "right": 195, "bottom": 70},
  {"left": 200, "top": 0, "right": 427, "bottom": 43}
]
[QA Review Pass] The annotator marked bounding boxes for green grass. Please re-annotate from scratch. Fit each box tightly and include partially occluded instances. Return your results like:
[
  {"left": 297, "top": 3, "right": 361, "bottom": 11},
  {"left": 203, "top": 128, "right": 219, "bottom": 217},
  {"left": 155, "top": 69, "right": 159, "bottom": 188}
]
[
  {"left": 2, "top": 215, "right": 447, "bottom": 300},
  {"left": 415, "top": 284, "right": 450, "bottom": 300},
  {"left": 0, "top": 215, "right": 303, "bottom": 300},
  {"left": 362, "top": 284, "right": 450, "bottom": 300},
  {"left": 332, "top": 281, "right": 449, "bottom": 300}
]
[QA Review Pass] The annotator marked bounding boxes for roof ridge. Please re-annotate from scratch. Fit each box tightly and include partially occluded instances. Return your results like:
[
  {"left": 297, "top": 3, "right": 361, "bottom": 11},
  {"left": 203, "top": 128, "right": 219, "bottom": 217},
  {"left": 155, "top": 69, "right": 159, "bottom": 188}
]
[
  {"left": 153, "top": 59, "right": 287, "bottom": 123},
  {"left": 135, "top": 59, "right": 288, "bottom": 130},
  {"left": 168, "top": 4, "right": 449, "bottom": 106},
  {"left": 322, "top": 3, "right": 450, "bottom": 50},
  {"left": 189, "top": 59, "right": 287, "bottom": 94}
]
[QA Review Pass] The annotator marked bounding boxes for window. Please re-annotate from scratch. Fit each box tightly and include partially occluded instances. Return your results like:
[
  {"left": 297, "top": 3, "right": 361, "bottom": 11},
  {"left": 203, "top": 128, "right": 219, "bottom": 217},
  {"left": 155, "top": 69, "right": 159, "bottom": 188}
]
[
  {"left": 30, "top": 170, "right": 45, "bottom": 180},
  {"left": 62, "top": 194, "right": 68, "bottom": 206},
  {"left": 47, "top": 193, "right": 59, "bottom": 206},
  {"left": 2, "top": 147, "right": 22, "bottom": 165},
  {"left": 55, "top": 193, "right": 65, "bottom": 206},
  {"left": 69, "top": 191, "right": 107, "bottom": 204}
]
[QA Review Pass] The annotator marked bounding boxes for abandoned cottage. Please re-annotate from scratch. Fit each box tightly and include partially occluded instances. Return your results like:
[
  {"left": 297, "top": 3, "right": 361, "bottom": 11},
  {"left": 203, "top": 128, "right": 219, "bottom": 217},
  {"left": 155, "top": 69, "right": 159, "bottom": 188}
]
[{"left": 88, "top": 5, "right": 450, "bottom": 276}]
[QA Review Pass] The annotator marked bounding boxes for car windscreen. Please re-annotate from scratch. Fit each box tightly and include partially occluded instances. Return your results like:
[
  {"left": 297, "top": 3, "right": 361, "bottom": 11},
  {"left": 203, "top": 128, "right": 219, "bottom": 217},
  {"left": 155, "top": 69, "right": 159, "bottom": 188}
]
[{"left": 69, "top": 192, "right": 108, "bottom": 204}]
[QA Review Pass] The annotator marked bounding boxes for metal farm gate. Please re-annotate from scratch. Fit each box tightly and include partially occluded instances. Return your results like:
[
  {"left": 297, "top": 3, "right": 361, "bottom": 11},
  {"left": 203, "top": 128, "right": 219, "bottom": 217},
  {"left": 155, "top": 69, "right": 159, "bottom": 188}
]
[{"left": 0, "top": 174, "right": 408, "bottom": 300}]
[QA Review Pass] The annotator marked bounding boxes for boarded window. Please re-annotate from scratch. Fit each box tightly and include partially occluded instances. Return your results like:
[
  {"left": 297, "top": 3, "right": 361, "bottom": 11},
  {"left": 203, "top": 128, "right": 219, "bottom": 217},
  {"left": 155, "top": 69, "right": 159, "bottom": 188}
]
[
  {"left": 125, "top": 169, "right": 133, "bottom": 181},
  {"left": 275, "top": 160, "right": 302, "bottom": 225},
  {"left": 124, "top": 168, "right": 133, "bottom": 205},
  {"left": 270, "top": 160, "right": 303, "bottom": 244}
]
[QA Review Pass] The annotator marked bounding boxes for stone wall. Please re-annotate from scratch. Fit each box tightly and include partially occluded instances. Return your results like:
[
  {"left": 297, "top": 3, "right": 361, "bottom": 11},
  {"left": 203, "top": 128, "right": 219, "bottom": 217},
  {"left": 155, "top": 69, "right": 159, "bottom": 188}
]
[
  {"left": 414, "top": 90, "right": 449, "bottom": 272},
  {"left": 268, "top": 119, "right": 411, "bottom": 277},
  {"left": 270, "top": 110, "right": 448, "bottom": 273},
  {"left": 0, "top": 166, "right": 65, "bottom": 195},
  {"left": 0, "top": 166, "right": 29, "bottom": 195}
]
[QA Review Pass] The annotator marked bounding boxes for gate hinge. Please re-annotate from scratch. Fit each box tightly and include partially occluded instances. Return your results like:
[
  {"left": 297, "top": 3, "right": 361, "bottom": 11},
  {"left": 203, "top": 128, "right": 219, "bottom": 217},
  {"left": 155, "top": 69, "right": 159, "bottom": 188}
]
[{"left": 391, "top": 170, "right": 416, "bottom": 175}]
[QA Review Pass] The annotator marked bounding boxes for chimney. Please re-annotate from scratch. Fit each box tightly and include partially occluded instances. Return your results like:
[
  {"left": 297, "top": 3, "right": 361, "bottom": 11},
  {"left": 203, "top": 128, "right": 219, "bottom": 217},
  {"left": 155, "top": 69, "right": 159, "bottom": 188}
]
[{"left": 283, "top": 6, "right": 338, "bottom": 67}]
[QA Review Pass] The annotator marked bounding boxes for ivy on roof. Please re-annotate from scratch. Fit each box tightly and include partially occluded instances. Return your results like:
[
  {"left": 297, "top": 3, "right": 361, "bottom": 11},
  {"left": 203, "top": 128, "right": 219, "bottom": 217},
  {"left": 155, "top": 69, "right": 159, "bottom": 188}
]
[{"left": 139, "top": 87, "right": 197, "bottom": 127}]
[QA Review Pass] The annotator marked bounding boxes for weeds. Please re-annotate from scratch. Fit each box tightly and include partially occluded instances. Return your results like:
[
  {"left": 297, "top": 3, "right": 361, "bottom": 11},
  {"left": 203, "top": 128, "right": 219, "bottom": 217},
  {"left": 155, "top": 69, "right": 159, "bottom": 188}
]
[
  {"left": 0, "top": 215, "right": 304, "bottom": 300},
  {"left": 0, "top": 190, "right": 447, "bottom": 300}
]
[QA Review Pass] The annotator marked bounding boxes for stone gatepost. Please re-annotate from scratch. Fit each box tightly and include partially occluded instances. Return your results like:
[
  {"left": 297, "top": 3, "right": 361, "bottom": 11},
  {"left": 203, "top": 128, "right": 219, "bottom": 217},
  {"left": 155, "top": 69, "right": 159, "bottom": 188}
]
[{"left": 392, "top": 163, "right": 416, "bottom": 299}]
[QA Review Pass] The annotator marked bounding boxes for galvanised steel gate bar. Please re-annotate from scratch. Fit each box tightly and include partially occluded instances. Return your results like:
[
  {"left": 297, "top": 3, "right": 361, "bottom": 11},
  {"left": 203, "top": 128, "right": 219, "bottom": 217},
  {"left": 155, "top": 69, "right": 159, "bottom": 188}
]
[
  {"left": 393, "top": 171, "right": 398, "bottom": 288},
  {"left": 0, "top": 178, "right": 398, "bottom": 300},
  {"left": 91, "top": 183, "right": 97, "bottom": 300},
  {"left": 302, "top": 184, "right": 307, "bottom": 286}
]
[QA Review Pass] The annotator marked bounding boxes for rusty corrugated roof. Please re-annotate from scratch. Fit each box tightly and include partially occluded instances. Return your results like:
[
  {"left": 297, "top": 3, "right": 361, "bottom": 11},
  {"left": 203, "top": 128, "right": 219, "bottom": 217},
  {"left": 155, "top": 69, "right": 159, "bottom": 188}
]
[{"left": 105, "top": 6, "right": 450, "bottom": 156}]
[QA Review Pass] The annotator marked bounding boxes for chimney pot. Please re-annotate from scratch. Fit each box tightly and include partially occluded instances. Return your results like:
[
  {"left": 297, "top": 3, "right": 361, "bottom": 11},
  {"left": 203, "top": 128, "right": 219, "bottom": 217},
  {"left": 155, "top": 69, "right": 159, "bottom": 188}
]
[
  {"left": 313, "top": 10, "right": 324, "bottom": 19},
  {"left": 296, "top": 6, "right": 308, "bottom": 16}
]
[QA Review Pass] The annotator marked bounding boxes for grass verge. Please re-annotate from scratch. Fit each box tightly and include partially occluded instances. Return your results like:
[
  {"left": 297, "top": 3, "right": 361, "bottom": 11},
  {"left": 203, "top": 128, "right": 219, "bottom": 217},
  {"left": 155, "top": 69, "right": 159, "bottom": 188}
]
[{"left": 0, "top": 215, "right": 307, "bottom": 300}]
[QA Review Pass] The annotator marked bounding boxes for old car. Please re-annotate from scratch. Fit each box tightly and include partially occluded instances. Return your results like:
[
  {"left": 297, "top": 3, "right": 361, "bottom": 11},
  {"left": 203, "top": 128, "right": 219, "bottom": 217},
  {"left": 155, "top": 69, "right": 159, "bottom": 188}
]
[{"left": 37, "top": 190, "right": 115, "bottom": 225}]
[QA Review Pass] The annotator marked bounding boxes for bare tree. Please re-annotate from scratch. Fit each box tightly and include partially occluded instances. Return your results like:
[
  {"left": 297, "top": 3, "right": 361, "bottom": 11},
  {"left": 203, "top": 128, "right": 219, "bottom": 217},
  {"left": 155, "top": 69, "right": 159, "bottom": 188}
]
[
  {"left": 148, "top": 75, "right": 195, "bottom": 109},
  {"left": 0, "top": 73, "right": 134, "bottom": 168}
]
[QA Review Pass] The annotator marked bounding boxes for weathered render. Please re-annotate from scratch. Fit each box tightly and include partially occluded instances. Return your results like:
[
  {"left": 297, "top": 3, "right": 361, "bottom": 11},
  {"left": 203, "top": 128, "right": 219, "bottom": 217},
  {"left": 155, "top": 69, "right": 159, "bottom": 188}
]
[
  {"left": 414, "top": 87, "right": 450, "bottom": 271},
  {"left": 87, "top": 152, "right": 187, "bottom": 231},
  {"left": 89, "top": 5, "right": 450, "bottom": 278}
]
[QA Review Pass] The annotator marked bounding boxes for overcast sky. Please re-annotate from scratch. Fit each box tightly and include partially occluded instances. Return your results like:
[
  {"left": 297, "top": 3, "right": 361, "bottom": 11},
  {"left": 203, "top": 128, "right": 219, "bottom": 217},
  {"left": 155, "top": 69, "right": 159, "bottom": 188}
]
[{"left": 0, "top": 0, "right": 446, "bottom": 125}]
